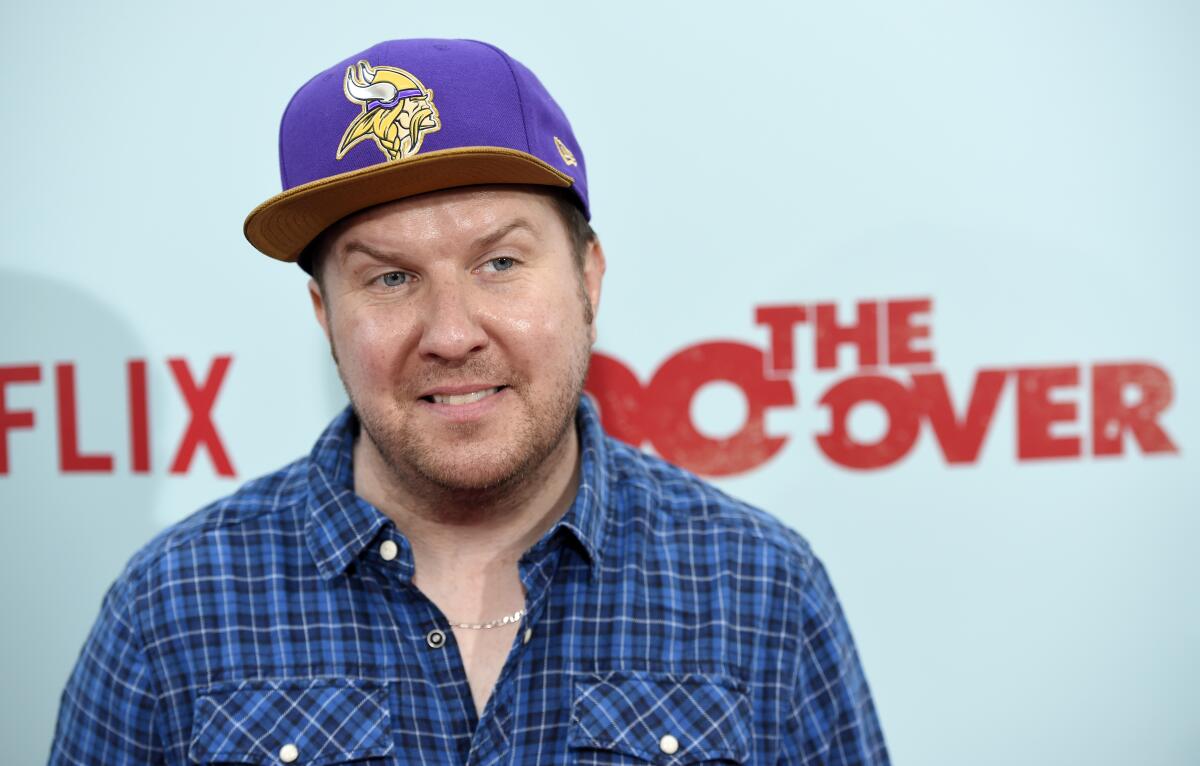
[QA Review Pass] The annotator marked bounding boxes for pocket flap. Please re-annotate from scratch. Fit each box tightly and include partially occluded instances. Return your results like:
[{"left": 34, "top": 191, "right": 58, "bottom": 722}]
[
  {"left": 189, "top": 678, "right": 392, "bottom": 765},
  {"left": 569, "top": 671, "right": 752, "bottom": 763}
]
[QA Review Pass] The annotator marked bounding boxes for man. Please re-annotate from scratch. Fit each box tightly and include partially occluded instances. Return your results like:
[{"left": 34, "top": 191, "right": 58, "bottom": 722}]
[{"left": 50, "top": 39, "right": 888, "bottom": 765}]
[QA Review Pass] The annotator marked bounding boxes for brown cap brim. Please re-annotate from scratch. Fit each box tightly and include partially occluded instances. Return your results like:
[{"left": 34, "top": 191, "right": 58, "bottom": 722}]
[{"left": 243, "top": 146, "right": 574, "bottom": 263}]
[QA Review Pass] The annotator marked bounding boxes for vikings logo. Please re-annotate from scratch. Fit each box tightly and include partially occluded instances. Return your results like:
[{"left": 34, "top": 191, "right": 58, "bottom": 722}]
[{"left": 336, "top": 61, "right": 441, "bottom": 161}]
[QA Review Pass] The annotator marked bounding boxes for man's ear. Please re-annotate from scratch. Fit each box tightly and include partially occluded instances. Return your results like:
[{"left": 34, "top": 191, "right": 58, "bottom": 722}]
[
  {"left": 308, "top": 278, "right": 331, "bottom": 341},
  {"left": 582, "top": 238, "right": 606, "bottom": 344}
]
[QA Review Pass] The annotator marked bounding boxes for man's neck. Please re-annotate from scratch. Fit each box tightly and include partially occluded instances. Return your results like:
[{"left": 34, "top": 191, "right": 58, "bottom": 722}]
[{"left": 350, "top": 424, "right": 582, "bottom": 582}]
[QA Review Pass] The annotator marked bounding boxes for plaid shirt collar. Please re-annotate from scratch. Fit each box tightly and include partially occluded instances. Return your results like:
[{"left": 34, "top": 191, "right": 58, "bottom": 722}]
[{"left": 303, "top": 396, "right": 610, "bottom": 581}]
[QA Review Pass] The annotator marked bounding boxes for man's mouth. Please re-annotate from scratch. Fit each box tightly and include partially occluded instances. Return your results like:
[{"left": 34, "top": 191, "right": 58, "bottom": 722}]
[{"left": 422, "top": 386, "right": 505, "bottom": 405}]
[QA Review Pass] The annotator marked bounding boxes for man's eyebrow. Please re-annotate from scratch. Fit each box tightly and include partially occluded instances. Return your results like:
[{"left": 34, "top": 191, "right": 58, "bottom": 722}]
[
  {"left": 340, "top": 240, "right": 404, "bottom": 266},
  {"left": 337, "top": 219, "right": 538, "bottom": 266},
  {"left": 471, "top": 219, "right": 538, "bottom": 251}
]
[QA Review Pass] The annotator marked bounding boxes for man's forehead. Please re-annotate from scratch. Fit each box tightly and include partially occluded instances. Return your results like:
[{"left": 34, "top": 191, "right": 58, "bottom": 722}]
[{"left": 329, "top": 186, "right": 557, "bottom": 244}]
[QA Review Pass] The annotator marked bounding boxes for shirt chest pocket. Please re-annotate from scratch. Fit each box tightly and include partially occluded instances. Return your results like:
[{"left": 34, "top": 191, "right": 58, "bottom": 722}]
[
  {"left": 188, "top": 678, "right": 393, "bottom": 765},
  {"left": 568, "top": 671, "right": 752, "bottom": 765}
]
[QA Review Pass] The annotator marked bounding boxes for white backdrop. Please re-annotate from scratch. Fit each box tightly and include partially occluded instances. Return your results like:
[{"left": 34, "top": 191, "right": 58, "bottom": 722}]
[{"left": 2, "top": 2, "right": 1197, "bottom": 764}]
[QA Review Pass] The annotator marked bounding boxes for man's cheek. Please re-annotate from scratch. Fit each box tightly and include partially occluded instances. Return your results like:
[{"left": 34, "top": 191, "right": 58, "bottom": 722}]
[
  {"left": 347, "top": 314, "right": 411, "bottom": 356},
  {"left": 337, "top": 329, "right": 397, "bottom": 388},
  {"left": 484, "top": 306, "right": 543, "bottom": 340}
]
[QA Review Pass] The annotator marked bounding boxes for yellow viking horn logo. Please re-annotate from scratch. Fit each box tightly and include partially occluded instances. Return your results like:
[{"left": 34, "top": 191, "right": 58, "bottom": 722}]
[{"left": 336, "top": 60, "right": 441, "bottom": 161}]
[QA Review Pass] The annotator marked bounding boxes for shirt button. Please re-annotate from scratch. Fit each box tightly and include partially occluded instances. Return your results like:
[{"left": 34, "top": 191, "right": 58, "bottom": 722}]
[
  {"left": 523, "top": 626, "right": 533, "bottom": 644},
  {"left": 426, "top": 629, "right": 446, "bottom": 649},
  {"left": 278, "top": 743, "right": 299, "bottom": 763},
  {"left": 379, "top": 540, "right": 398, "bottom": 561},
  {"left": 659, "top": 734, "right": 679, "bottom": 755}
]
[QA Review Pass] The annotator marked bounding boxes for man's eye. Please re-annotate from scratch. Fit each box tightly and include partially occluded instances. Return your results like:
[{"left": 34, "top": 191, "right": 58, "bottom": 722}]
[
  {"left": 379, "top": 272, "right": 408, "bottom": 287},
  {"left": 488, "top": 257, "right": 516, "bottom": 272}
]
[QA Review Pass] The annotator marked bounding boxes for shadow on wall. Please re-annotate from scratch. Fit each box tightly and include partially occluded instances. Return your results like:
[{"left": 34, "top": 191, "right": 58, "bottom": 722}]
[{"left": 0, "top": 268, "right": 162, "bottom": 765}]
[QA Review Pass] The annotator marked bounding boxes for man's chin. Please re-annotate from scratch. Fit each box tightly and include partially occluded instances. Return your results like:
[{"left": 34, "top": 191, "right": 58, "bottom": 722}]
[
  {"left": 408, "top": 452, "right": 528, "bottom": 494},
  {"left": 383, "top": 418, "right": 577, "bottom": 502},
  {"left": 371, "top": 427, "right": 540, "bottom": 492}
]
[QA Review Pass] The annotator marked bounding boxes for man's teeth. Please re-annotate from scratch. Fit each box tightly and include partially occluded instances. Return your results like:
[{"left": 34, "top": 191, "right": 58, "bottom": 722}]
[{"left": 430, "top": 387, "right": 500, "bottom": 405}]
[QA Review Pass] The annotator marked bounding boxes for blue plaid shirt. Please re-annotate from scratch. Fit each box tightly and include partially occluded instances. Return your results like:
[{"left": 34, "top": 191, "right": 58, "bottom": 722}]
[{"left": 50, "top": 397, "right": 888, "bottom": 765}]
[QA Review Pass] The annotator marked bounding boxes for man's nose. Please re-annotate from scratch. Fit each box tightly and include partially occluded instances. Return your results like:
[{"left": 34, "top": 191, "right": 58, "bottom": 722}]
[{"left": 416, "top": 279, "right": 489, "bottom": 362}]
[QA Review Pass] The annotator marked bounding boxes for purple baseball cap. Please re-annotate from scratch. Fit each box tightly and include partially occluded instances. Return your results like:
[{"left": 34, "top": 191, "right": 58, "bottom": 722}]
[{"left": 243, "top": 39, "right": 589, "bottom": 266}]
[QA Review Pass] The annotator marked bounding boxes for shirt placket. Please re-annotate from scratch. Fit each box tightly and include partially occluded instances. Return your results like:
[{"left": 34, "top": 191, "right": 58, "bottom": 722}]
[
  {"left": 362, "top": 514, "right": 577, "bottom": 766},
  {"left": 368, "top": 528, "right": 479, "bottom": 764},
  {"left": 462, "top": 534, "right": 567, "bottom": 766}
]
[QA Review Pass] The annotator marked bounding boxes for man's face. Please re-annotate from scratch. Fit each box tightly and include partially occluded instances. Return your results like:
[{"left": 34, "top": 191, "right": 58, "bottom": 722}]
[{"left": 309, "top": 187, "right": 604, "bottom": 496}]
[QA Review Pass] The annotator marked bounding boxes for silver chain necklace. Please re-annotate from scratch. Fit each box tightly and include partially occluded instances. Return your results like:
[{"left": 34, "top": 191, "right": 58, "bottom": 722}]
[{"left": 450, "top": 608, "right": 526, "bottom": 631}]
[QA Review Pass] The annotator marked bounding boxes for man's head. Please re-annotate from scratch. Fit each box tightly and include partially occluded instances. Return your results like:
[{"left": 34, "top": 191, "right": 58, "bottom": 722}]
[
  {"left": 307, "top": 185, "right": 603, "bottom": 496},
  {"left": 242, "top": 39, "right": 602, "bottom": 500}
]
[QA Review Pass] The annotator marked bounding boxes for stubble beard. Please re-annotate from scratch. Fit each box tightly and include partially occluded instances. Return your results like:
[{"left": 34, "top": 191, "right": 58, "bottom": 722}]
[{"left": 333, "top": 330, "right": 593, "bottom": 512}]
